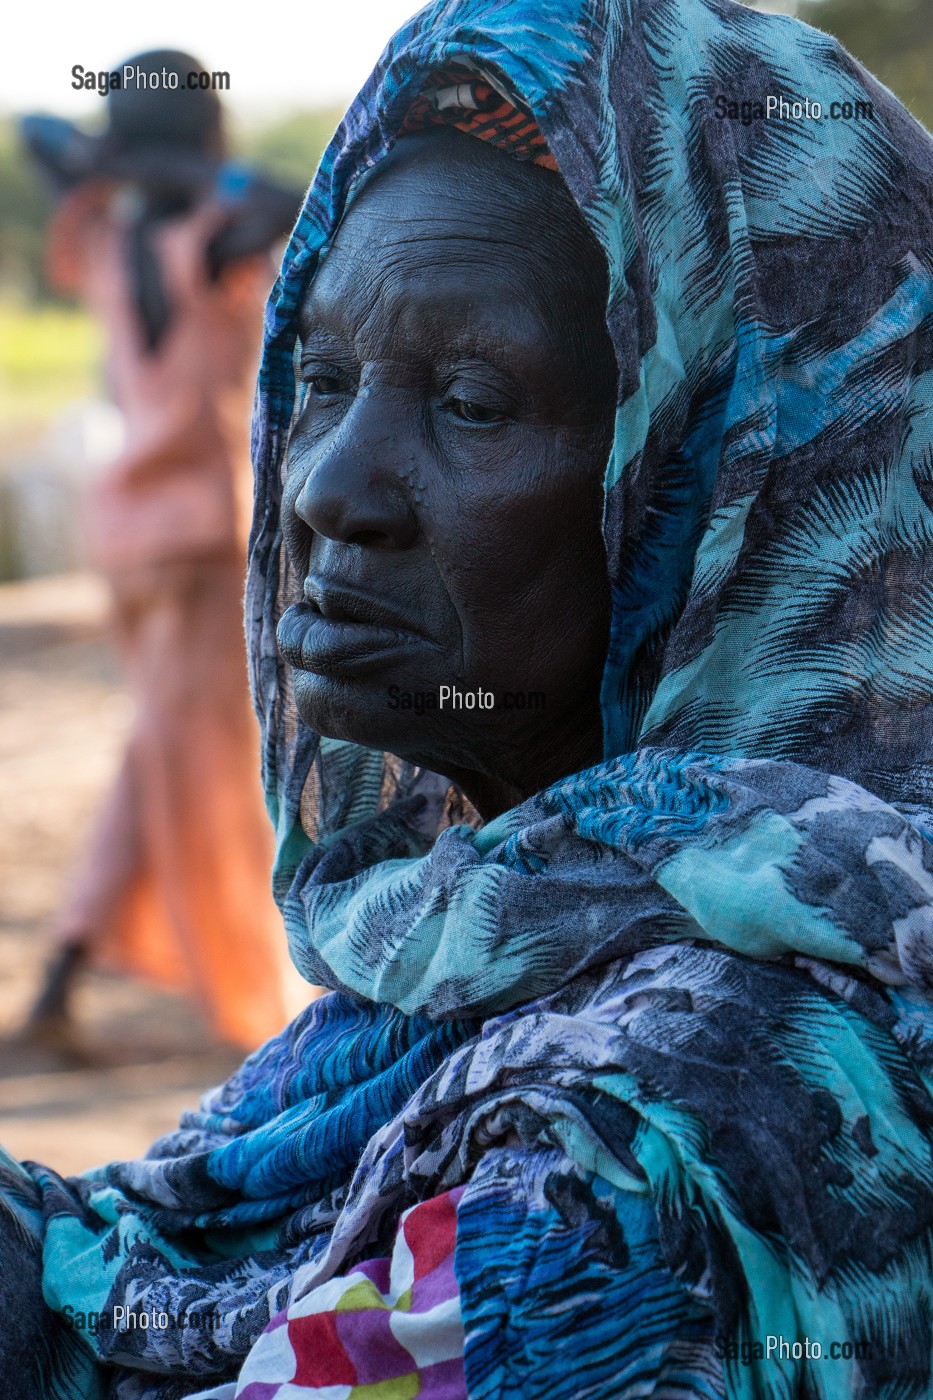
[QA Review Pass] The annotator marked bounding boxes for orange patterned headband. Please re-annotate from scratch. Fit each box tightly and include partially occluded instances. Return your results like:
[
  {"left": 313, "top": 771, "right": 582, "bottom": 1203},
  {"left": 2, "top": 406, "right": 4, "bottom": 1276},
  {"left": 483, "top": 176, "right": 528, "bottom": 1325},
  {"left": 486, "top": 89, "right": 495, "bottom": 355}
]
[{"left": 399, "top": 63, "right": 557, "bottom": 171}]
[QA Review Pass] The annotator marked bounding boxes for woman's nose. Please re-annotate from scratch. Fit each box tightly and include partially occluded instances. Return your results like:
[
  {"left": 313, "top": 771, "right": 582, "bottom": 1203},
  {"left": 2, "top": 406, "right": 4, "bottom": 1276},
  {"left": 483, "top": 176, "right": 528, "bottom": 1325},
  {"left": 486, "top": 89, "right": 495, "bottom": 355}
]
[{"left": 287, "top": 387, "right": 419, "bottom": 550}]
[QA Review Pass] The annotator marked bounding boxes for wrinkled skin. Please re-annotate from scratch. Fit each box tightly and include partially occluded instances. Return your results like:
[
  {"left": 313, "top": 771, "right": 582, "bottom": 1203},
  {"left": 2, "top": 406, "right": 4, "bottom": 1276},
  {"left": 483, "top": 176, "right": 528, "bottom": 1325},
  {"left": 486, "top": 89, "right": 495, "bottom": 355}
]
[{"left": 278, "top": 130, "right": 618, "bottom": 818}]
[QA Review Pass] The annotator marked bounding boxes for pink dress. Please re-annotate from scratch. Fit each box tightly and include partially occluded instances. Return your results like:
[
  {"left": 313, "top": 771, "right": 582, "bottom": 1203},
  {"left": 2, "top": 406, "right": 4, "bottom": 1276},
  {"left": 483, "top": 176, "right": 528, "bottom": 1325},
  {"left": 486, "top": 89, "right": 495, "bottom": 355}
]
[{"left": 46, "top": 182, "right": 304, "bottom": 1048}]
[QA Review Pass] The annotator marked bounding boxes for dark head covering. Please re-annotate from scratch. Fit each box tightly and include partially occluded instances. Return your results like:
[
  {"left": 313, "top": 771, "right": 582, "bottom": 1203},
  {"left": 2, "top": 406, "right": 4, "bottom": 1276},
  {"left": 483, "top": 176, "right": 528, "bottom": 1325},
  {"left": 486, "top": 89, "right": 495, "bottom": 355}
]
[
  {"left": 250, "top": 0, "right": 933, "bottom": 876},
  {"left": 21, "top": 50, "right": 225, "bottom": 196}
]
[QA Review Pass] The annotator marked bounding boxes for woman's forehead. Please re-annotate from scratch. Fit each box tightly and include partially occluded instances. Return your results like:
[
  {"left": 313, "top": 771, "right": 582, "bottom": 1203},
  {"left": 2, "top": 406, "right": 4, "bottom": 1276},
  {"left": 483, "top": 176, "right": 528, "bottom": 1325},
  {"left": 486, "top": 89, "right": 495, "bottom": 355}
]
[
  {"left": 299, "top": 228, "right": 565, "bottom": 378},
  {"left": 298, "top": 132, "right": 599, "bottom": 341}
]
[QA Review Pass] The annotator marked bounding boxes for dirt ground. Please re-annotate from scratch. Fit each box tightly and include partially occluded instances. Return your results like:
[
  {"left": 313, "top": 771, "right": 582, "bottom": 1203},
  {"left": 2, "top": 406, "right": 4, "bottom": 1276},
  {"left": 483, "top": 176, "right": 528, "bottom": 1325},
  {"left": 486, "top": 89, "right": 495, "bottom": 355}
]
[{"left": 0, "top": 572, "right": 240, "bottom": 1175}]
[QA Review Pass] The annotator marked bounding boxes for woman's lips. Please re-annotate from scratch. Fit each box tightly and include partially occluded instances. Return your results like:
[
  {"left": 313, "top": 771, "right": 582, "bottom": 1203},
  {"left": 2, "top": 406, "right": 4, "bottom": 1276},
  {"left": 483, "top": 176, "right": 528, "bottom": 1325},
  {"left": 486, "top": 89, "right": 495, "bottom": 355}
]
[{"left": 277, "top": 600, "right": 424, "bottom": 674}]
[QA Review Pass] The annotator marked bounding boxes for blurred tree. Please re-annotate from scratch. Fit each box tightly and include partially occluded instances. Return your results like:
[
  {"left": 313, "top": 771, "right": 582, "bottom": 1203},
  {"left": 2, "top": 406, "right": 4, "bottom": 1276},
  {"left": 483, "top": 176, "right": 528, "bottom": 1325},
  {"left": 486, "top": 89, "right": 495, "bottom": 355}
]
[
  {"left": 240, "top": 106, "right": 347, "bottom": 191},
  {"left": 0, "top": 119, "right": 52, "bottom": 301}
]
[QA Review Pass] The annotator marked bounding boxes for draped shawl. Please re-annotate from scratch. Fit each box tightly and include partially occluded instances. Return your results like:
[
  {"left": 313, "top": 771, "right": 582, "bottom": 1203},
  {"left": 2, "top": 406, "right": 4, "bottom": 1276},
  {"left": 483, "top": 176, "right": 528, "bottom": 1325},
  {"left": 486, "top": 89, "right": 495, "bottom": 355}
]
[{"left": 6, "top": 0, "right": 933, "bottom": 1397}]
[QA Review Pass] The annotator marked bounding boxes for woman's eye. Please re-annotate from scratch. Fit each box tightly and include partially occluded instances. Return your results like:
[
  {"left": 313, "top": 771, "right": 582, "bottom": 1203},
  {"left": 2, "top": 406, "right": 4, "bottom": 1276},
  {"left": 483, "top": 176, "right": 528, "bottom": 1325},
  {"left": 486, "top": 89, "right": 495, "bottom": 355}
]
[
  {"left": 306, "top": 374, "right": 346, "bottom": 397},
  {"left": 446, "top": 398, "right": 507, "bottom": 424}
]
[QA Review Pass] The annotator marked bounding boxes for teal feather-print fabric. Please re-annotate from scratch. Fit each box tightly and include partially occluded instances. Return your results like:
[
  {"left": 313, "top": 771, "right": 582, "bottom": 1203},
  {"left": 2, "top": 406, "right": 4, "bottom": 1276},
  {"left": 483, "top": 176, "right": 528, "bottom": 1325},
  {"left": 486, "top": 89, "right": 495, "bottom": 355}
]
[{"left": 4, "top": 0, "right": 933, "bottom": 1395}]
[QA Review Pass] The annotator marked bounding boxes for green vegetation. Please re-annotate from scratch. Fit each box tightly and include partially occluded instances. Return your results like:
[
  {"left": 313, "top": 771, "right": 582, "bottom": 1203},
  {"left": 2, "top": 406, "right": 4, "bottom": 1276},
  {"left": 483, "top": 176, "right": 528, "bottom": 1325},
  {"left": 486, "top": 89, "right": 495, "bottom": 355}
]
[
  {"left": 0, "top": 301, "right": 102, "bottom": 433},
  {"left": 0, "top": 120, "right": 53, "bottom": 302},
  {"left": 241, "top": 105, "right": 347, "bottom": 190}
]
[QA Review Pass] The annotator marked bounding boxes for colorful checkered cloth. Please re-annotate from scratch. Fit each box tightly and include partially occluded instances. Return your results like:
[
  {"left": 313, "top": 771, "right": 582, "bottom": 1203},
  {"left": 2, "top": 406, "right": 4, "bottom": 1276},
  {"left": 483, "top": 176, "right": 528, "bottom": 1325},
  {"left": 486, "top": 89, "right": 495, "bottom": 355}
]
[{"left": 234, "top": 1190, "right": 467, "bottom": 1399}]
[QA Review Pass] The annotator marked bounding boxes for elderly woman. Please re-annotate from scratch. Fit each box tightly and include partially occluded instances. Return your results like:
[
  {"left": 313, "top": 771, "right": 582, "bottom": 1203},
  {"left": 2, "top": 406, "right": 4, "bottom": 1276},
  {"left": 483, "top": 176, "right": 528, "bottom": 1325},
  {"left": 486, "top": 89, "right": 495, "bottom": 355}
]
[{"left": 4, "top": 0, "right": 933, "bottom": 1395}]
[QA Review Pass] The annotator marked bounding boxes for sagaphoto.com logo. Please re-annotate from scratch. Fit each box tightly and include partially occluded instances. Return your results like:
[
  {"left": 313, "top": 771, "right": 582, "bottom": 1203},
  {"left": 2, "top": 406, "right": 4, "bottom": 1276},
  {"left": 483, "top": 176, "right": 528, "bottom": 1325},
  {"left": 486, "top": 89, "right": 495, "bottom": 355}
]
[
  {"left": 386, "top": 685, "right": 547, "bottom": 715},
  {"left": 713, "top": 91, "right": 873, "bottom": 124},
  {"left": 71, "top": 63, "right": 230, "bottom": 96}
]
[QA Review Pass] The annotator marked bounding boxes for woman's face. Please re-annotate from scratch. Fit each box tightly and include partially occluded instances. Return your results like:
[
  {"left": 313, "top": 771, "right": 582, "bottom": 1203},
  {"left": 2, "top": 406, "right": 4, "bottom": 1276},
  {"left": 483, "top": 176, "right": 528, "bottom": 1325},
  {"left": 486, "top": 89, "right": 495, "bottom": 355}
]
[{"left": 279, "top": 131, "right": 617, "bottom": 817}]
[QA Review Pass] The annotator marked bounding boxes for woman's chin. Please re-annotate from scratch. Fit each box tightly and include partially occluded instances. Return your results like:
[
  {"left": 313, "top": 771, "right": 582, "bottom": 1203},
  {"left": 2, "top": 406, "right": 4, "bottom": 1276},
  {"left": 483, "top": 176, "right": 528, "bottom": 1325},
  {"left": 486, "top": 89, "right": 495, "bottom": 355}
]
[
  {"left": 290, "top": 667, "right": 488, "bottom": 775},
  {"left": 291, "top": 667, "right": 421, "bottom": 752},
  {"left": 291, "top": 668, "right": 377, "bottom": 743}
]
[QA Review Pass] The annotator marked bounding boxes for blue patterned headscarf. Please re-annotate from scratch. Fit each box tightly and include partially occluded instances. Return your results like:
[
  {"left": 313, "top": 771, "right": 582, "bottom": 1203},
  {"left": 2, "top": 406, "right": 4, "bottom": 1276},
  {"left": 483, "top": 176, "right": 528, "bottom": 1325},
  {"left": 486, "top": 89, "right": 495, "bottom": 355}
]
[
  {"left": 7, "top": 2, "right": 933, "bottom": 1397},
  {"left": 246, "top": 0, "right": 933, "bottom": 1010}
]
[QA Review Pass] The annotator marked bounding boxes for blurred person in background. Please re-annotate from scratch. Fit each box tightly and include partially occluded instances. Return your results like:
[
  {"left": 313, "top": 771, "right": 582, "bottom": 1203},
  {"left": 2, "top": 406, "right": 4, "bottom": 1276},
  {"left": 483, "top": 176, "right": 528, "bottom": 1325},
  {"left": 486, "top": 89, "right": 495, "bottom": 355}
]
[{"left": 16, "top": 51, "right": 306, "bottom": 1055}]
